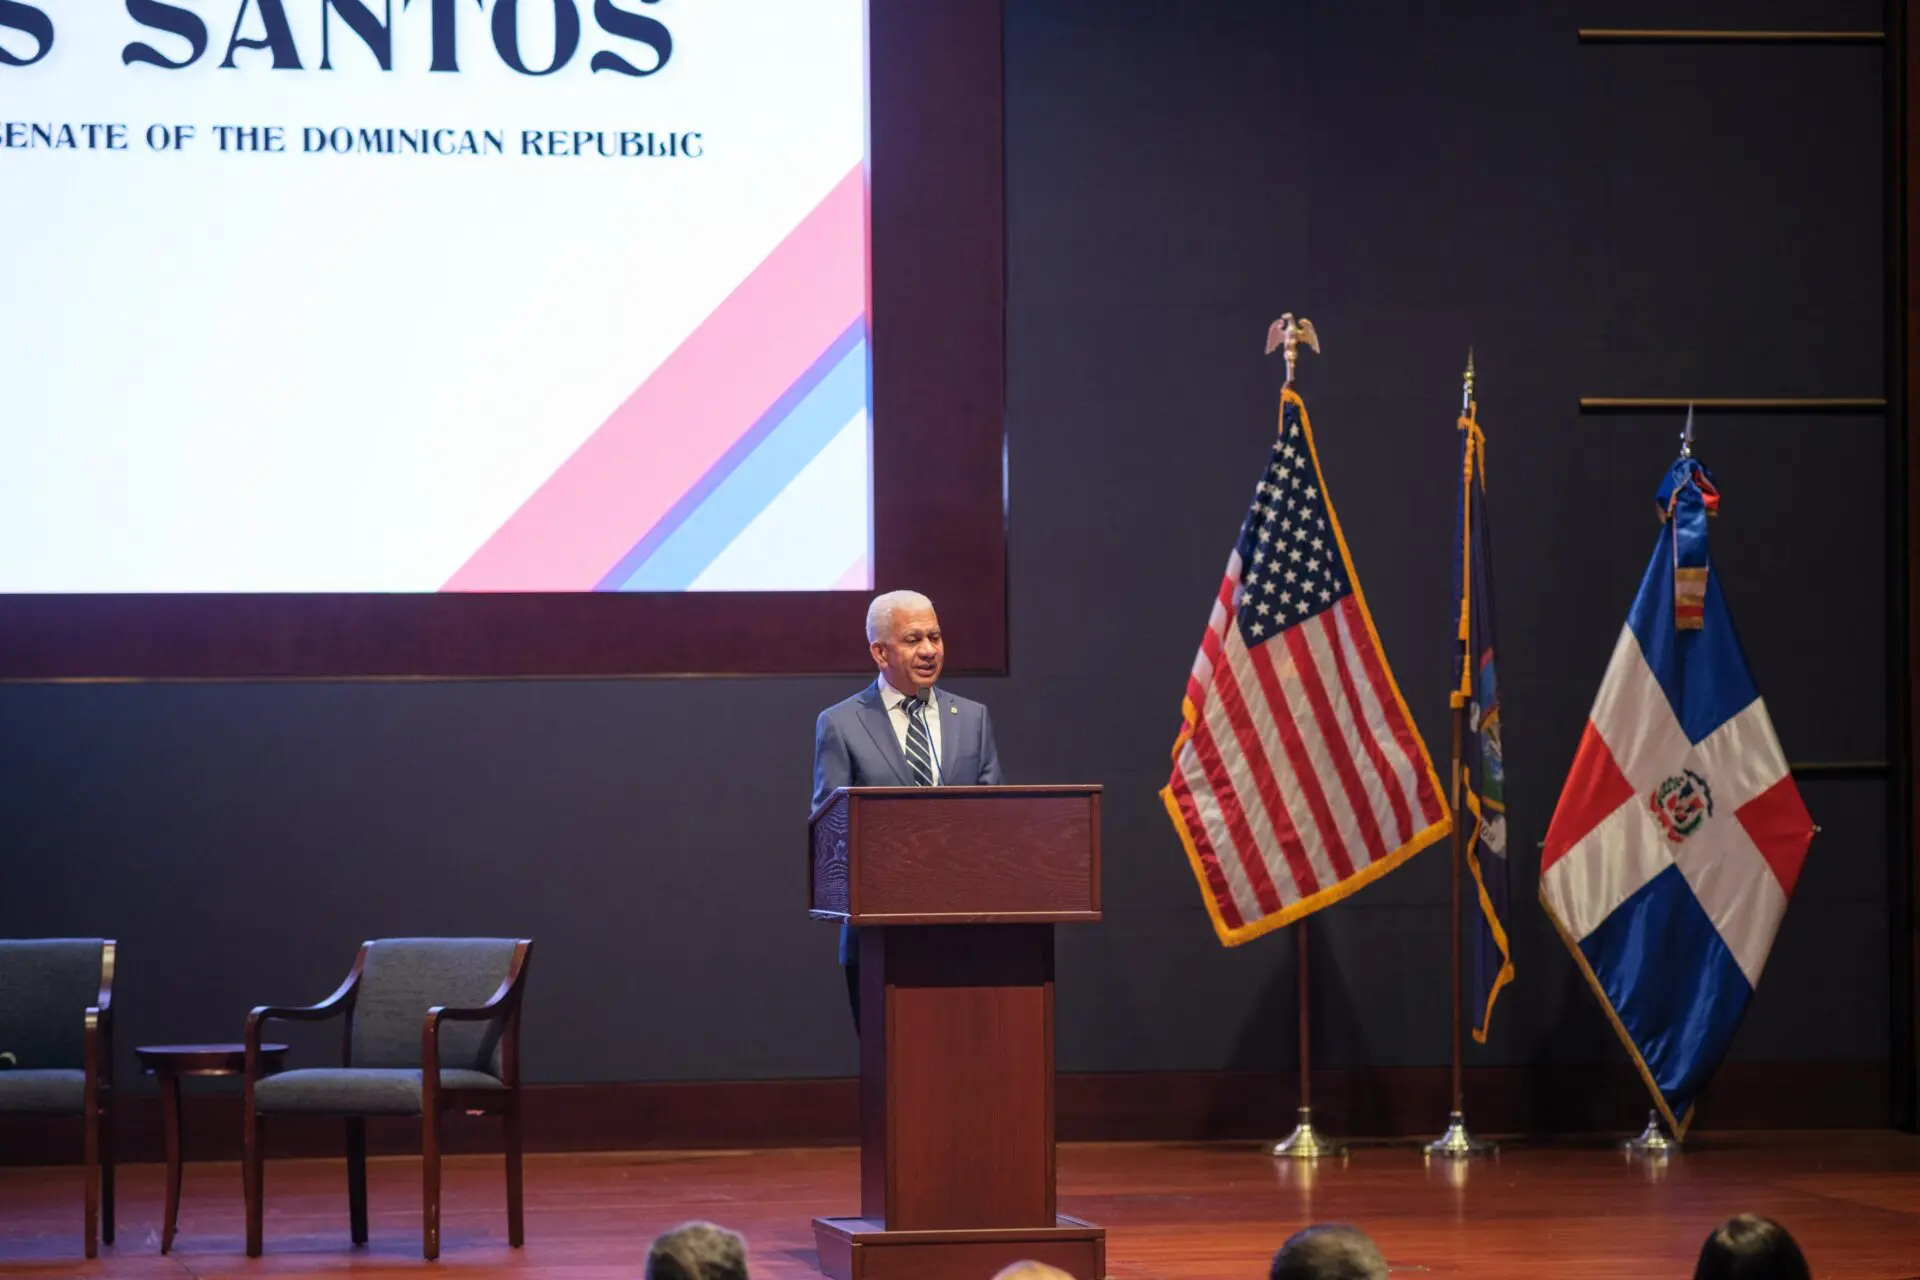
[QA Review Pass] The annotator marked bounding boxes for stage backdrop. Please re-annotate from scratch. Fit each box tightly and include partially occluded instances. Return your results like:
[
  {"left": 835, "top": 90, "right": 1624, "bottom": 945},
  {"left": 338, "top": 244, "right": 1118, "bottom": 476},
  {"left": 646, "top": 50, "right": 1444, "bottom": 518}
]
[{"left": 0, "top": 0, "right": 1894, "bottom": 1122}]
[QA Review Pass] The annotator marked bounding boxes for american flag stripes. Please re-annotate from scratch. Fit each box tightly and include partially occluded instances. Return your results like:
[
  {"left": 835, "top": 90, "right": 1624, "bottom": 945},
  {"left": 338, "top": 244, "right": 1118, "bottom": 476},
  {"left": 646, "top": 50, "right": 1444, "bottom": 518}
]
[{"left": 1163, "top": 388, "right": 1451, "bottom": 945}]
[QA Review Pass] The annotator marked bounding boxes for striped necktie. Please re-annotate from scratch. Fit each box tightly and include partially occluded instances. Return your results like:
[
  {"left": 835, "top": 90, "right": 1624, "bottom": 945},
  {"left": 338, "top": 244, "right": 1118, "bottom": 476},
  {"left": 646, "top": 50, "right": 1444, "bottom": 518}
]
[{"left": 902, "top": 696, "right": 937, "bottom": 786}]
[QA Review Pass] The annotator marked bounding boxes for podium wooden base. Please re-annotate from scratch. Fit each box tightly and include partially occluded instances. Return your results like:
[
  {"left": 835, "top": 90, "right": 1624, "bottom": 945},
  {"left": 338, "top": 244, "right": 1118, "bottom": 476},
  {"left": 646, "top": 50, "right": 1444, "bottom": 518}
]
[
  {"left": 809, "top": 787, "right": 1107, "bottom": 1280},
  {"left": 812, "top": 1215, "right": 1106, "bottom": 1280}
]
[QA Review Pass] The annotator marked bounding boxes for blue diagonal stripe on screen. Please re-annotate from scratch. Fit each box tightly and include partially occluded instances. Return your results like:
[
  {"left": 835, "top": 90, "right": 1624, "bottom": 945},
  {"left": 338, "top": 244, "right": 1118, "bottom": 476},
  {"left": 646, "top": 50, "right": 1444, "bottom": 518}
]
[
  {"left": 594, "top": 318, "right": 868, "bottom": 591},
  {"left": 606, "top": 334, "right": 869, "bottom": 591}
]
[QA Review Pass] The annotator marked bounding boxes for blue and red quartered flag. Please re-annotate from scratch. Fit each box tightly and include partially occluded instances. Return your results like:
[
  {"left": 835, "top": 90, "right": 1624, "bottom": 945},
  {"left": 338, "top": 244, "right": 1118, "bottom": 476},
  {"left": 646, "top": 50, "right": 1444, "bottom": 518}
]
[
  {"left": 1456, "top": 402, "right": 1514, "bottom": 1042},
  {"left": 1538, "top": 449, "right": 1815, "bottom": 1134}
]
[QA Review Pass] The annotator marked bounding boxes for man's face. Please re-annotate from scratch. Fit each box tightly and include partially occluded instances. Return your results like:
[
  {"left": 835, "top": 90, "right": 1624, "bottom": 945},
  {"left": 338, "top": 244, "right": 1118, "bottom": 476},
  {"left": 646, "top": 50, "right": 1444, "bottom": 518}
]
[{"left": 872, "top": 604, "right": 944, "bottom": 692}]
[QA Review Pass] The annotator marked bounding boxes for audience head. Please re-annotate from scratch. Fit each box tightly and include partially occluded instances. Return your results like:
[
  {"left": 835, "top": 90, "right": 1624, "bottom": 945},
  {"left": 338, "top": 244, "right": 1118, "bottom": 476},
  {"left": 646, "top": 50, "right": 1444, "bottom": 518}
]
[
  {"left": 991, "top": 1265, "right": 1076, "bottom": 1280},
  {"left": 1694, "top": 1214, "right": 1810, "bottom": 1280},
  {"left": 1269, "top": 1224, "right": 1388, "bottom": 1280},
  {"left": 644, "top": 1221, "right": 749, "bottom": 1280}
]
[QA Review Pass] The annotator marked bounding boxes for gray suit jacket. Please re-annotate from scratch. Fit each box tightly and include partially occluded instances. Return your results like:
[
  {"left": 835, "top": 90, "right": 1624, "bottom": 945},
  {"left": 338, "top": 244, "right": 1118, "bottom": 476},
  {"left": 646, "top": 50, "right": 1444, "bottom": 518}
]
[{"left": 812, "top": 681, "right": 1003, "bottom": 963}]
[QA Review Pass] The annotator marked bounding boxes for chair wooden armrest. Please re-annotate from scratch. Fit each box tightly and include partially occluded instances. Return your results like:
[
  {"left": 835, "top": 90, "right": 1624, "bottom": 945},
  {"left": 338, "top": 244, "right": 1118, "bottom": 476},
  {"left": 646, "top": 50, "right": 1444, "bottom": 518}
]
[
  {"left": 245, "top": 959, "right": 364, "bottom": 1077},
  {"left": 421, "top": 942, "right": 532, "bottom": 1090},
  {"left": 91, "top": 940, "right": 116, "bottom": 1086},
  {"left": 93, "top": 942, "right": 115, "bottom": 1019}
]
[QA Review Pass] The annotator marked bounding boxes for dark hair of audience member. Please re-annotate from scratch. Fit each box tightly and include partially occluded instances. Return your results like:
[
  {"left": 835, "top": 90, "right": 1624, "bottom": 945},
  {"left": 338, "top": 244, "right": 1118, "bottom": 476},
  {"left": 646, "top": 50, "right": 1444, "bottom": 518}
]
[
  {"left": 1694, "top": 1214, "right": 1810, "bottom": 1280},
  {"left": 644, "top": 1220, "right": 750, "bottom": 1280},
  {"left": 1269, "top": 1224, "right": 1388, "bottom": 1280}
]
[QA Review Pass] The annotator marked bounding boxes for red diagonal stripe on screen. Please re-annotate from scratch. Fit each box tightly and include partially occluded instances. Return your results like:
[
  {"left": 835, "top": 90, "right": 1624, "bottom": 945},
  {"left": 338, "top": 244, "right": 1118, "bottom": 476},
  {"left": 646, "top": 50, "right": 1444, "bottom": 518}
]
[{"left": 445, "top": 167, "right": 867, "bottom": 590}]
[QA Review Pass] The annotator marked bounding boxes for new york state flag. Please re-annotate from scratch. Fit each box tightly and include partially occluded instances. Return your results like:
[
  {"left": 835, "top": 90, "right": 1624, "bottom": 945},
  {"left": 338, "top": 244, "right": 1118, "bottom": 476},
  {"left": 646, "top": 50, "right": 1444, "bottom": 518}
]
[{"left": 1539, "top": 451, "right": 1815, "bottom": 1136}]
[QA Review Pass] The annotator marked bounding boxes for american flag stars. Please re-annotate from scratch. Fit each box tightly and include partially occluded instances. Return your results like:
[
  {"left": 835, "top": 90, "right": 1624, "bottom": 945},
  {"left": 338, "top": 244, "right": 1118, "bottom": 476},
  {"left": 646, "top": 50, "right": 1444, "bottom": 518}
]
[{"left": 1236, "top": 421, "right": 1352, "bottom": 640}]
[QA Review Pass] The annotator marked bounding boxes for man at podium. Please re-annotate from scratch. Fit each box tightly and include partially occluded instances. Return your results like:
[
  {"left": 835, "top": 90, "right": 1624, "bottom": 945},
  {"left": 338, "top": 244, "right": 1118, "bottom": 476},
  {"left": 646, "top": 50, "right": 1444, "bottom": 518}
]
[{"left": 811, "top": 589, "right": 1003, "bottom": 1023}]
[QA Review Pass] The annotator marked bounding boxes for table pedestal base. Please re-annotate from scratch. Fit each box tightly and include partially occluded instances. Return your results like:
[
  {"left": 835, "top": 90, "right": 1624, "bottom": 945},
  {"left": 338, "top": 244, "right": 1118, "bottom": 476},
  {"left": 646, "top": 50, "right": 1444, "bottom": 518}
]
[{"left": 812, "top": 1215, "right": 1105, "bottom": 1280}]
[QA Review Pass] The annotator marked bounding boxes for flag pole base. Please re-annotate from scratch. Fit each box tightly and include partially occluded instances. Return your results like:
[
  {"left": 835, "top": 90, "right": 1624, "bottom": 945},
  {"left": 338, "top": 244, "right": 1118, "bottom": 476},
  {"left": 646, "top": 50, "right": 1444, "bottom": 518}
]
[
  {"left": 1423, "top": 1110, "right": 1497, "bottom": 1159},
  {"left": 1622, "top": 1110, "right": 1680, "bottom": 1155},
  {"left": 1271, "top": 1107, "right": 1346, "bottom": 1159}
]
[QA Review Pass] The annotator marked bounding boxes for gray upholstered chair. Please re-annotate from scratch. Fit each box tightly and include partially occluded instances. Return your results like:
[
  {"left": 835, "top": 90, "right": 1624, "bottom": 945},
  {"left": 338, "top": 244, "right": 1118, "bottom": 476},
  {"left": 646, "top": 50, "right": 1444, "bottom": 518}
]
[
  {"left": 243, "top": 937, "right": 531, "bottom": 1260},
  {"left": 0, "top": 938, "right": 116, "bottom": 1258}
]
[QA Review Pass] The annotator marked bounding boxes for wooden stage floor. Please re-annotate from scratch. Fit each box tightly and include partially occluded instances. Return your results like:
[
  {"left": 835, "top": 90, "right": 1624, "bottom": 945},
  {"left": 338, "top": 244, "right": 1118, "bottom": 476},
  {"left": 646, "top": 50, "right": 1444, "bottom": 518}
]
[{"left": 2, "top": 1134, "right": 1918, "bottom": 1279}]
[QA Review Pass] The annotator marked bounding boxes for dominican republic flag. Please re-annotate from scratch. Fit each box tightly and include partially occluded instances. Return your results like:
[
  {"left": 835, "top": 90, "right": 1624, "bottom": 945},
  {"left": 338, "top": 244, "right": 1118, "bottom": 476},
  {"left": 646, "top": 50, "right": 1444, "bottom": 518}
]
[
  {"left": 1163, "top": 387, "right": 1450, "bottom": 945},
  {"left": 1539, "top": 450, "right": 1815, "bottom": 1135}
]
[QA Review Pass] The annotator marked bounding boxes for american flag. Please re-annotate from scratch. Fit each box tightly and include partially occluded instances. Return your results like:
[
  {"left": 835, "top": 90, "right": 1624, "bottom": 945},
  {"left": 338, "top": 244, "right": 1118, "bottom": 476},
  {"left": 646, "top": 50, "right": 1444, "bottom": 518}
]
[{"left": 1163, "top": 388, "right": 1451, "bottom": 945}]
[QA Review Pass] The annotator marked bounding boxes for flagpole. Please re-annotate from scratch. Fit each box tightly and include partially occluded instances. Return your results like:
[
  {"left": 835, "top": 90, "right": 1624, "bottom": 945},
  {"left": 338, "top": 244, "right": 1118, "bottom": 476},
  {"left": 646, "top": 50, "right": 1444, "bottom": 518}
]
[
  {"left": 1427, "top": 352, "right": 1495, "bottom": 1160},
  {"left": 1273, "top": 918, "right": 1345, "bottom": 1158},
  {"left": 1448, "top": 691, "right": 1468, "bottom": 1105},
  {"left": 1266, "top": 312, "right": 1342, "bottom": 1161},
  {"left": 1620, "top": 407, "right": 1694, "bottom": 1160},
  {"left": 1299, "top": 924, "right": 1310, "bottom": 1113}
]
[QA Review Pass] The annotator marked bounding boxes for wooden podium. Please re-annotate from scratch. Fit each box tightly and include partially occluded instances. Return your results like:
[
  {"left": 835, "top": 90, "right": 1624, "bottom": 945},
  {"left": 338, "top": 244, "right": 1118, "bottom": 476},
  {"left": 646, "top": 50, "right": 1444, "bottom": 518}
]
[{"left": 808, "top": 785, "right": 1105, "bottom": 1280}]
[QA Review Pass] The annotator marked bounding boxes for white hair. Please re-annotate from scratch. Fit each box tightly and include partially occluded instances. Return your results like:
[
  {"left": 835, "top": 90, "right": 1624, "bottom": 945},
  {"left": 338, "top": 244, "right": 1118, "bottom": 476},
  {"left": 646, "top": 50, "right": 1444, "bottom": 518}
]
[{"left": 866, "top": 590, "right": 935, "bottom": 644}]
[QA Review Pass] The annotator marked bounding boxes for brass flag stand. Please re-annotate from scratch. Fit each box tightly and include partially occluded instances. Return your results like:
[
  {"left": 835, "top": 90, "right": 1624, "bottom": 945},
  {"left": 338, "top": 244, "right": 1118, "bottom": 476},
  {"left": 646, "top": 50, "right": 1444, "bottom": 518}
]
[
  {"left": 1426, "top": 353, "right": 1496, "bottom": 1161},
  {"left": 1273, "top": 921, "right": 1345, "bottom": 1158},
  {"left": 1624, "top": 1109, "right": 1680, "bottom": 1155},
  {"left": 1263, "top": 314, "right": 1346, "bottom": 1162}
]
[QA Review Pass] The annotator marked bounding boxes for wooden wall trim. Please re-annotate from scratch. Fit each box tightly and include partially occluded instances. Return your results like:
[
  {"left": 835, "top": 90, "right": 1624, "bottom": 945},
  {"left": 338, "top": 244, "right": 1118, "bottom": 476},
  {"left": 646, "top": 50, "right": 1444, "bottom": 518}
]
[
  {"left": 1576, "top": 398, "right": 1886, "bottom": 413},
  {"left": 0, "top": 1063, "right": 1889, "bottom": 1167},
  {"left": 1577, "top": 29, "right": 1886, "bottom": 45}
]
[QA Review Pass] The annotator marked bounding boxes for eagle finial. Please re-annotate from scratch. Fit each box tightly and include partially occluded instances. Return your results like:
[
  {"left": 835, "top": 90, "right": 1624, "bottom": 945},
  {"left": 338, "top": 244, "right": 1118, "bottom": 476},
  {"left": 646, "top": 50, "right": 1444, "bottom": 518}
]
[{"left": 1263, "top": 313, "right": 1321, "bottom": 386}]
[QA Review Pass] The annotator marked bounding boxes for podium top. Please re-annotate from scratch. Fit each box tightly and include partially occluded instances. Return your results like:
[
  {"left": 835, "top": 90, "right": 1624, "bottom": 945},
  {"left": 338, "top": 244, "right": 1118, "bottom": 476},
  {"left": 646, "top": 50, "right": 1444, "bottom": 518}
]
[
  {"left": 809, "top": 785, "right": 1102, "bottom": 925},
  {"left": 807, "top": 783, "right": 1101, "bottom": 828}
]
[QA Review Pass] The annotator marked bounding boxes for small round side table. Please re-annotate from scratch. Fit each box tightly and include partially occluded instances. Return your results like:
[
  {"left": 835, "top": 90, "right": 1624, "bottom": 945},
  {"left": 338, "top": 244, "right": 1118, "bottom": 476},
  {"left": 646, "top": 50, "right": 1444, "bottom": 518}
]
[{"left": 135, "top": 1043, "right": 287, "bottom": 1254}]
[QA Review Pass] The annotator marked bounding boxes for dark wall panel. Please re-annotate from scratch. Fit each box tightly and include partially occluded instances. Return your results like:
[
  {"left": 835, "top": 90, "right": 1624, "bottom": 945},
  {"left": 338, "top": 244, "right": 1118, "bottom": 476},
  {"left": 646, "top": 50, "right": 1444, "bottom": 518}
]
[{"left": 0, "top": 0, "right": 1893, "bottom": 1108}]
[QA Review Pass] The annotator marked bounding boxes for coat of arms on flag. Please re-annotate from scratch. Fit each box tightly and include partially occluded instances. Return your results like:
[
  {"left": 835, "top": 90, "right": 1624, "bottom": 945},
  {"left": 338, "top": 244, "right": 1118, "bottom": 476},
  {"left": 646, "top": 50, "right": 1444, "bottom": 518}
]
[
  {"left": 1539, "top": 447, "right": 1816, "bottom": 1135},
  {"left": 1162, "top": 385, "right": 1450, "bottom": 945}
]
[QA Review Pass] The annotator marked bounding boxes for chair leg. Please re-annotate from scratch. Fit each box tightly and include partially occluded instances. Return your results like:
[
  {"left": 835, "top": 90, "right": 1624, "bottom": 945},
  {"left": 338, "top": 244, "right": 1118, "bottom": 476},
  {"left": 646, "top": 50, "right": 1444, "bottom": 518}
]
[
  {"left": 504, "top": 1096, "right": 524, "bottom": 1249},
  {"left": 83, "top": 1092, "right": 100, "bottom": 1260},
  {"left": 422, "top": 1103, "right": 442, "bottom": 1260},
  {"left": 346, "top": 1116, "right": 369, "bottom": 1245},
  {"left": 160, "top": 1076, "right": 182, "bottom": 1254},
  {"left": 244, "top": 1110, "right": 265, "bottom": 1258},
  {"left": 100, "top": 1092, "right": 116, "bottom": 1245}
]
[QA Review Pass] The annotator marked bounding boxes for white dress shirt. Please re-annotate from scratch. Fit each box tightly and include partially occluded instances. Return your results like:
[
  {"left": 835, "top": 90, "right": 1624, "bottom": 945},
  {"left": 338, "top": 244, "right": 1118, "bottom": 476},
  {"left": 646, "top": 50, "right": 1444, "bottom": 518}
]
[{"left": 877, "top": 673, "right": 943, "bottom": 782}]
